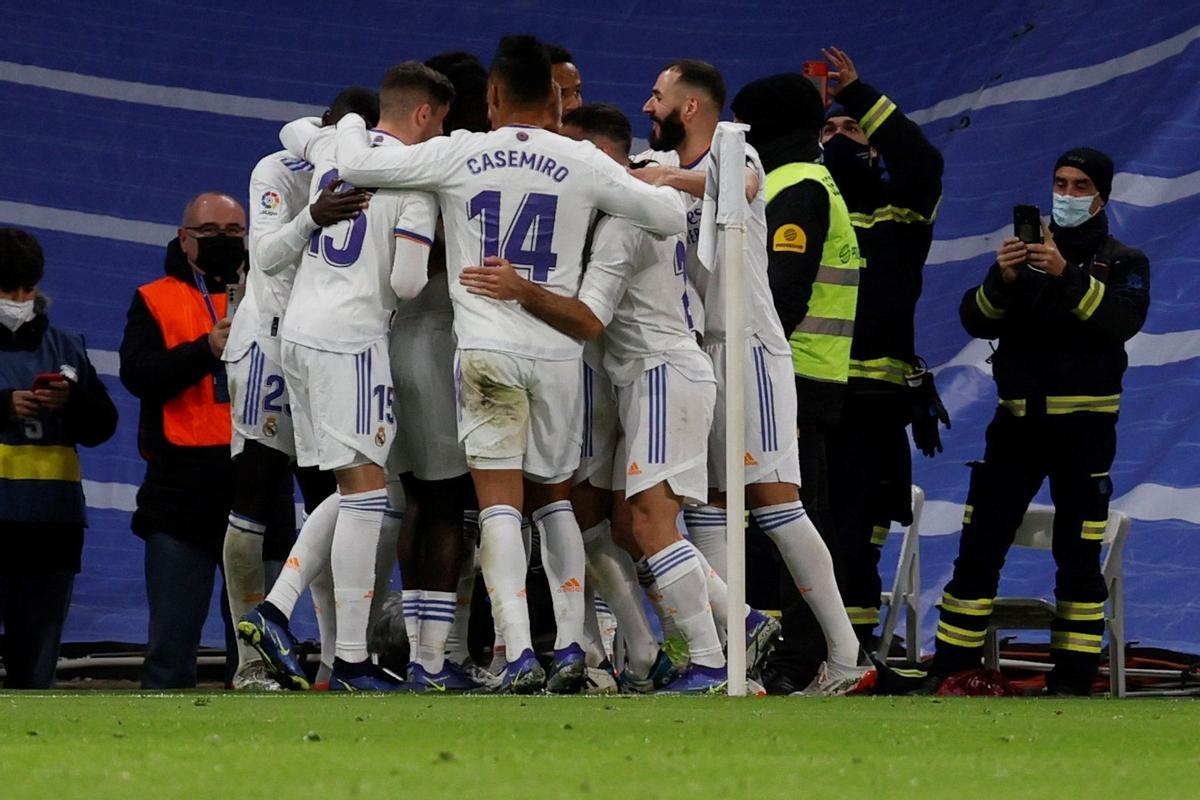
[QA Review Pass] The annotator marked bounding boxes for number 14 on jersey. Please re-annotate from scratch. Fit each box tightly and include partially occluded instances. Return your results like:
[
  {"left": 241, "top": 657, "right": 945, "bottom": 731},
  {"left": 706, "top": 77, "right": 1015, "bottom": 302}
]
[{"left": 468, "top": 190, "right": 560, "bottom": 283}]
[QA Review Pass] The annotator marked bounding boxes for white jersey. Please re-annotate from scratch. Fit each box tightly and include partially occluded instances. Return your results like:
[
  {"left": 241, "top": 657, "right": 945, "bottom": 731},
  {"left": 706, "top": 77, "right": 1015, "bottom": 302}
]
[
  {"left": 577, "top": 215, "right": 708, "bottom": 386},
  {"left": 335, "top": 117, "right": 688, "bottom": 361},
  {"left": 225, "top": 150, "right": 315, "bottom": 364},
  {"left": 282, "top": 129, "right": 437, "bottom": 353},
  {"left": 637, "top": 145, "right": 789, "bottom": 355}
]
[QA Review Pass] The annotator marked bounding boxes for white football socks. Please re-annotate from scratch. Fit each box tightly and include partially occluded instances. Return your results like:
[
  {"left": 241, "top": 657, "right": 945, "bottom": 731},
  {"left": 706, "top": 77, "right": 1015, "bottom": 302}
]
[
  {"left": 636, "top": 557, "right": 680, "bottom": 639},
  {"left": 684, "top": 506, "right": 729, "bottom": 578},
  {"left": 223, "top": 512, "right": 266, "bottom": 669},
  {"left": 645, "top": 540, "right": 724, "bottom": 668},
  {"left": 478, "top": 504, "right": 532, "bottom": 661},
  {"left": 417, "top": 590, "right": 456, "bottom": 673},
  {"left": 583, "top": 520, "right": 658, "bottom": 676},
  {"left": 532, "top": 500, "right": 586, "bottom": 652},
  {"left": 331, "top": 488, "right": 388, "bottom": 664},
  {"left": 582, "top": 587, "right": 607, "bottom": 667},
  {"left": 402, "top": 588, "right": 421, "bottom": 661},
  {"left": 265, "top": 491, "right": 338, "bottom": 618},
  {"left": 753, "top": 501, "right": 859, "bottom": 667}
]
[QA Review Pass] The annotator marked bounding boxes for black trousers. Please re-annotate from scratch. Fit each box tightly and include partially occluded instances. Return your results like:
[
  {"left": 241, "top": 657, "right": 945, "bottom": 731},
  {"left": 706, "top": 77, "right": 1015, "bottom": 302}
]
[
  {"left": 827, "top": 388, "right": 913, "bottom": 643},
  {"left": 933, "top": 409, "right": 1116, "bottom": 691}
]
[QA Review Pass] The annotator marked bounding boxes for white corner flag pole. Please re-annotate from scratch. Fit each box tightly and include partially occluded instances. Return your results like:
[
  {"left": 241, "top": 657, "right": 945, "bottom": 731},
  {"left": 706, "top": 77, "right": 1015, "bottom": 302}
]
[{"left": 713, "top": 122, "right": 750, "bottom": 697}]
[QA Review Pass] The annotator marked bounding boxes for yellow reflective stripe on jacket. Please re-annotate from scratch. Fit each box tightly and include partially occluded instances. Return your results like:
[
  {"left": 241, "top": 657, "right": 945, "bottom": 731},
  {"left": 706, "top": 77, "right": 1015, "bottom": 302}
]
[
  {"left": 999, "top": 395, "right": 1120, "bottom": 416},
  {"left": 937, "top": 620, "right": 986, "bottom": 648},
  {"left": 1072, "top": 275, "right": 1107, "bottom": 320},
  {"left": 975, "top": 285, "right": 1005, "bottom": 319},
  {"left": 845, "top": 606, "right": 880, "bottom": 625},
  {"left": 1051, "top": 631, "right": 1103, "bottom": 654},
  {"left": 999, "top": 399, "right": 1027, "bottom": 417},
  {"left": 1047, "top": 395, "right": 1121, "bottom": 415},
  {"left": 870, "top": 525, "right": 890, "bottom": 546},
  {"left": 0, "top": 444, "right": 82, "bottom": 482},
  {"left": 962, "top": 504, "right": 974, "bottom": 525},
  {"left": 1081, "top": 520, "right": 1108, "bottom": 541},
  {"left": 848, "top": 199, "right": 940, "bottom": 228},
  {"left": 849, "top": 357, "right": 912, "bottom": 387},
  {"left": 1056, "top": 600, "right": 1105, "bottom": 622},
  {"left": 942, "top": 592, "right": 993, "bottom": 617},
  {"left": 765, "top": 161, "right": 863, "bottom": 385},
  {"left": 859, "top": 94, "right": 898, "bottom": 137}
]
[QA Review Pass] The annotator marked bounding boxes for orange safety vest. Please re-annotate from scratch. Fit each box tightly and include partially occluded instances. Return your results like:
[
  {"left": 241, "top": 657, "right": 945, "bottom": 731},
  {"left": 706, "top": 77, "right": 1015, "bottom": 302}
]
[{"left": 137, "top": 275, "right": 231, "bottom": 447}]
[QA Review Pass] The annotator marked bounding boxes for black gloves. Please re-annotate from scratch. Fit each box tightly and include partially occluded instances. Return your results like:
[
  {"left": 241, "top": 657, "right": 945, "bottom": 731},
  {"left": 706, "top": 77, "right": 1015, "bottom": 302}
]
[{"left": 907, "top": 360, "right": 951, "bottom": 457}]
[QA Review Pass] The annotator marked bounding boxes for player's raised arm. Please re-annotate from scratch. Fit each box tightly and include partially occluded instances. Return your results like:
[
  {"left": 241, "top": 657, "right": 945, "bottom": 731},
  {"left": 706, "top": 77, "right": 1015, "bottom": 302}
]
[
  {"left": 589, "top": 150, "right": 687, "bottom": 238},
  {"left": 279, "top": 116, "right": 323, "bottom": 161},
  {"left": 334, "top": 112, "right": 455, "bottom": 192}
]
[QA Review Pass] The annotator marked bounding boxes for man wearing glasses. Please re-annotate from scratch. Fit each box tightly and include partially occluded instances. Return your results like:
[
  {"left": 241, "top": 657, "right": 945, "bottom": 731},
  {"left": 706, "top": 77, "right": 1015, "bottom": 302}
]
[{"left": 120, "top": 193, "right": 294, "bottom": 688}]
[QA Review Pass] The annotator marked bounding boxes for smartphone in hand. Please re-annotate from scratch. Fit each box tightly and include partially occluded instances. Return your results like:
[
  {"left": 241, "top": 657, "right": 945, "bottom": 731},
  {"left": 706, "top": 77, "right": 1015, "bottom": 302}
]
[
  {"left": 32, "top": 372, "right": 65, "bottom": 391},
  {"left": 1012, "top": 204, "right": 1042, "bottom": 245},
  {"left": 802, "top": 60, "right": 830, "bottom": 107}
]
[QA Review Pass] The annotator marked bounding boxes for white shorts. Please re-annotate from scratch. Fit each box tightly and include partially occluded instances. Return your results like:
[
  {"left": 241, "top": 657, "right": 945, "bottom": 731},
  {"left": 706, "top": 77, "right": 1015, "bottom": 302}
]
[
  {"left": 281, "top": 338, "right": 395, "bottom": 471},
  {"left": 706, "top": 335, "right": 801, "bottom": 491},
  {"left": 388, "top": 314, "right": 468, "bottom": 481},
  {"left": 227, "top": 342, "right": 295, "bottom": 459},
  {"left": 573, "top": 361, "right": 617, "bottom": 490},
  {"left": 455, "top": 349, "right": 582, "bottom": 483},
  {"left": 613, "top": 359, "right": 715, "bottom": 507}
]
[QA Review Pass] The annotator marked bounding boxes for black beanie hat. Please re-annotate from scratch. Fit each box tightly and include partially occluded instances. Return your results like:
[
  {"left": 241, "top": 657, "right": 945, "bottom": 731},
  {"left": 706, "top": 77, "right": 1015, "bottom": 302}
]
[
  {"left": 730, "top": 73, "right": 825, "bottom": 148},
  {"left": 1054, "top": 147, "right": 1114, "bottom": 202}
]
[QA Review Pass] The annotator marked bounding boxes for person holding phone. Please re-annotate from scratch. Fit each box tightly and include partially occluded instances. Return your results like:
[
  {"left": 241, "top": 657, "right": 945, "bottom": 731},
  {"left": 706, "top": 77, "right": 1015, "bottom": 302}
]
[
  {"left": 929, "top": 147, "right": 1150, "bottom": 695},
  {"left": 0, "top": 227, "right": 118, "bottom": 688},
  {"left": 119, "top": 193, "right": 294, "bottom": 689}
]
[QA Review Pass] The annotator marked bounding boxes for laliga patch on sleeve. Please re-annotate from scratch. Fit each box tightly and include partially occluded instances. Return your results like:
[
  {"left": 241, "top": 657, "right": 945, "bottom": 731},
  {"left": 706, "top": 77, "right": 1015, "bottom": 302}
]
[{"left": 772, "top": 224, "right": 807, "bottom": 253}]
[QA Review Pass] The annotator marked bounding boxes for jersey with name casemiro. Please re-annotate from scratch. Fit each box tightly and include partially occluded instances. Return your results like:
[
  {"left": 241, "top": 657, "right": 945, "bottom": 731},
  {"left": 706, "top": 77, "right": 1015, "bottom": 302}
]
[
  {"left": 335, "top": 117, "right": 687, "bottom": 361},
  {"left": 637, "top": 145, "right": 789, "bottom": 355},
  {"left": 225, "top": 150, "right": 313, "bottom": 363},
  {"left": 281, "top": 130, "right": 437, "bottom": 354}
]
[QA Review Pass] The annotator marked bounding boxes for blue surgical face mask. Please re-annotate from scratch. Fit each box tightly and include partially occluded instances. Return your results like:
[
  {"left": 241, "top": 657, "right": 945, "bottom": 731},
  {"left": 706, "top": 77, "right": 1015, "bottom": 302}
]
[{"left": 1052, "top": 192, "right": 1098, "bottom": 228}]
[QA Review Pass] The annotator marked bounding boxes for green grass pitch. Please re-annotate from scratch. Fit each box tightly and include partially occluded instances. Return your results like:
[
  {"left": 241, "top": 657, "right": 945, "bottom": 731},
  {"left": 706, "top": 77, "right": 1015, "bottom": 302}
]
[{"left": 2, "top": 694, "right": 1199, "bottom": 799}]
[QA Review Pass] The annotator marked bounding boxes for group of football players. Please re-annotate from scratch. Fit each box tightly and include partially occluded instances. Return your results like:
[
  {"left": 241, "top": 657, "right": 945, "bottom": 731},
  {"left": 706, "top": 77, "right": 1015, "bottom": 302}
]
[{"left": 226, "top": 34, "right": 867, "bottom": 696}]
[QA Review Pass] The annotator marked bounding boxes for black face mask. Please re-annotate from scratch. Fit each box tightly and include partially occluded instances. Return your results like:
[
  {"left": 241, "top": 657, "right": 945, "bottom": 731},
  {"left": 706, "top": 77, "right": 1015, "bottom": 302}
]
[
  {"left": 193, "top": 234, "right": 246, "bottom": 284},
  {"left": 821, "top": 133, "right": 880, "bottom": 205},
  {"left": 648, "top": 107, "right": 686, "bottom": 152}
]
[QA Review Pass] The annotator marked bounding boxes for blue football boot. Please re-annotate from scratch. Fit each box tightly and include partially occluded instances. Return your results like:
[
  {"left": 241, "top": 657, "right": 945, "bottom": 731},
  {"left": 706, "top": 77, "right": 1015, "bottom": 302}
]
[
  {"left": 619, "top": 649, "right": 681, "bottom": 694},
  {"left": 498, "top": 648, "right": 547, "bottom": 694},
  {"left": 546, "top": 643, "right": 587, "bottom": 694},
  {"left": 410, "top": 661, "right": 491, "bottom": 693},
  {"left": 658, "top": 664, "right": 728, "bottom": 694},
  {"left": 328, "top": 659, "right": 409, "bottom": 692},
  {"left": 745, "top": 608, "right": 781, "bottom": 673},
  {"left": 237, "top": 602, "right": 309, "bottom": 691}
]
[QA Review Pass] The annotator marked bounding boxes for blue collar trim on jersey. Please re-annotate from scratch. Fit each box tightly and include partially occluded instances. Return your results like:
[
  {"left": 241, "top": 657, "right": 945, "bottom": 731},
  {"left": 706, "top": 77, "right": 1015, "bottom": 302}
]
[
  {"left": 681, "top": 148, "right": 711, "bottom": 170},
  {"left": 369, "top": 128, "right": 403, "bottom": 142}
]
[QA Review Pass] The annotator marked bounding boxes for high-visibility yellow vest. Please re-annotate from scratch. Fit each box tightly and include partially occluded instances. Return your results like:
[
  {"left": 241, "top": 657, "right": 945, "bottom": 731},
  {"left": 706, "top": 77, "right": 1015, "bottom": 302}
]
[{"left": 764, "top": 162, "right": 863, "bottom": 384}]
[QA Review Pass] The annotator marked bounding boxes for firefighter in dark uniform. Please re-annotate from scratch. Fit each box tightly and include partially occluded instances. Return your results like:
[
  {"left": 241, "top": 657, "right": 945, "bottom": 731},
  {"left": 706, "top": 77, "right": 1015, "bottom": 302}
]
[
  {"left": 932, "top": 147, "right": 1149, "bottom": 695},
  {"left": 819, "top": 47, "right": 948, "bottom": 647}
]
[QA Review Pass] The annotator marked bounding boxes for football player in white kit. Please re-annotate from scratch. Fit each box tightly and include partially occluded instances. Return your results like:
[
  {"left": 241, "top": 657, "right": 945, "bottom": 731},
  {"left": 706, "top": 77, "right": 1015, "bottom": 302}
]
[
  {"left": 222, "top": 88, "right": 376, "bottom": 690},
  {"left": 635, "top": 60, "right": 866, "bottom": 693},
  {"left": 240, "top": 63, "right": 452, "bottom": 692},
  {"left": 333, "top": 35, "right": 687, "bottom": 694},
  {"left": 463, "top": 102, "right": 731, "bottom": 692},
  {"left": 386, "top": 51, "right": 495, "bottom": 694}
]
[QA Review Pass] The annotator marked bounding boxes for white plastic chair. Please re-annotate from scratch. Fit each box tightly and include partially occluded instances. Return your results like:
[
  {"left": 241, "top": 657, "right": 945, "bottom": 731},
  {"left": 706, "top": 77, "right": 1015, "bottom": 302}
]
[
  {"left": 876, "top": 485, "right": 924, "bottom": 662},
  {"left": 982, "top": 508, "right": 1130, "bottom": 698}
]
